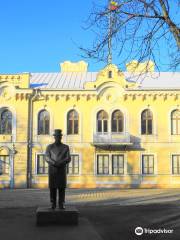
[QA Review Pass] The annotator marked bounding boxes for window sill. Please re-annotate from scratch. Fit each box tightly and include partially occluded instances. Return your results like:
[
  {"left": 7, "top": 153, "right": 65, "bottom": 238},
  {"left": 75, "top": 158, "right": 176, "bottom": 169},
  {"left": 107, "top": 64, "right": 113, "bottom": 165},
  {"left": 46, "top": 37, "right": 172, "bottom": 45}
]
[{"left": 141, "top": 174, "right": 157, "bottom": 176}]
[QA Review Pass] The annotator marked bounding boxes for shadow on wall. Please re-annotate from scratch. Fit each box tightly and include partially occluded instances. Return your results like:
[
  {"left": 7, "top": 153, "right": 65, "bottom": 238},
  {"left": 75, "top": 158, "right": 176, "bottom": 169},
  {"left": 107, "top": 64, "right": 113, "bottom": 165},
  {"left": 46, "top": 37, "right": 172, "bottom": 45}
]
[{"left": 78, "top": 134, "right": 158, "bottom": 189}]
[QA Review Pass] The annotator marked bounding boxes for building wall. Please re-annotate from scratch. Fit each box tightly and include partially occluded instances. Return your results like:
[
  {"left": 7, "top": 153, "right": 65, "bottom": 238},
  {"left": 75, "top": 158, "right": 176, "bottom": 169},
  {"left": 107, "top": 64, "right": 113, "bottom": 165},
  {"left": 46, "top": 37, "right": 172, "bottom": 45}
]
[{"left": 0, "top": 65, "right": 180, "bottom": 188}]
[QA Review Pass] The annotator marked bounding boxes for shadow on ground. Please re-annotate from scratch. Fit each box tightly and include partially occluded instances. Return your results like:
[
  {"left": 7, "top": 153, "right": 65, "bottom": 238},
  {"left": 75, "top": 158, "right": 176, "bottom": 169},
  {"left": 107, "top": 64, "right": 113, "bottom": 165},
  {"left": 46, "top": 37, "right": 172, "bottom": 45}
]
[{"left": 1, "top": 203, "right": 180, "bottom": 240}]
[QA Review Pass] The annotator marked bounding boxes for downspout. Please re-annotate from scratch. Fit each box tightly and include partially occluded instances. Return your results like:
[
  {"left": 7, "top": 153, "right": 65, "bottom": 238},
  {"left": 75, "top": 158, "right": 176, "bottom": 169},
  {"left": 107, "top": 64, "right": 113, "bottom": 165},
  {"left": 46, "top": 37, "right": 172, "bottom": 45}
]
[{"left": 27, "top": 89, "right": 37, "bottom": 188}]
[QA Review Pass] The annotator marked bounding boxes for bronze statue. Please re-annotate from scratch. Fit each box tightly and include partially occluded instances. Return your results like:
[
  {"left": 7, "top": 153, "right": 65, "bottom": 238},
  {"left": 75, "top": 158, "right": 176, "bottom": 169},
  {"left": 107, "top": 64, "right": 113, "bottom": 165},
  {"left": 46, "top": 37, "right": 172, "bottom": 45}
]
[{"left": 45, "top": 129, "right": 71, "bottom": 209}]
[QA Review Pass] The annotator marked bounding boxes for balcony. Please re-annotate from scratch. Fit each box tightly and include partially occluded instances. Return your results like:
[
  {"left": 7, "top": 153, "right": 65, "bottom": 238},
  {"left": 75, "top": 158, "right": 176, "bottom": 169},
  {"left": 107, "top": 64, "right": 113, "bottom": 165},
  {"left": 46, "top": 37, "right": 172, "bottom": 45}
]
[{"left": 93, "top": 132, "right": 132, "bottom": 145}]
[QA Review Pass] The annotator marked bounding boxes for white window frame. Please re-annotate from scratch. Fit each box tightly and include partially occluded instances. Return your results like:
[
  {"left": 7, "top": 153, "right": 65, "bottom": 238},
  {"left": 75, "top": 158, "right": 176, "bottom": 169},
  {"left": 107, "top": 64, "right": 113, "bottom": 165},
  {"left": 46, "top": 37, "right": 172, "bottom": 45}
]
[
  {"left": 67, "top": 153, "right": 81, "bottom": 176},
  {"left": 138, "top": 107, "right": 157, "bottom": 137},
  {"left": 140, "top": 153, "right": 157, "bottom": 176},
  {"left": 171, "top": 153, "right": 180, "bottom": 176},
  {"left": 35, "top": 152, "right": 48, "bottom": 175},
  {"left": 95, "top": 153, "right": 127, "bottom": 176}
]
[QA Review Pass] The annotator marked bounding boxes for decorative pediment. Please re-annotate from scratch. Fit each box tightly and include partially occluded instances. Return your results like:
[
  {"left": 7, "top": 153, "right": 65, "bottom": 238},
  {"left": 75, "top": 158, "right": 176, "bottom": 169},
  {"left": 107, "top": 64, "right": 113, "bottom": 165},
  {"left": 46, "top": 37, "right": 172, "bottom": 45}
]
[{"left": 84, "top": 64, "right": 139, "bottom": 90}]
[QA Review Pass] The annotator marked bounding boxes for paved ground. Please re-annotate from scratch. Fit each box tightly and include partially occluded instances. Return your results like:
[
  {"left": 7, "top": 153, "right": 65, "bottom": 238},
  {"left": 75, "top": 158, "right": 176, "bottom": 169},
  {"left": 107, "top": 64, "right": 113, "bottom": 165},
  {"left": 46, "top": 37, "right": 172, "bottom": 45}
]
[
  {"left": 1, "top": 188, "right": 180, "bottom": 239},
  {"left": 1, "top": 188, "right": 180, "bottom": 207}
]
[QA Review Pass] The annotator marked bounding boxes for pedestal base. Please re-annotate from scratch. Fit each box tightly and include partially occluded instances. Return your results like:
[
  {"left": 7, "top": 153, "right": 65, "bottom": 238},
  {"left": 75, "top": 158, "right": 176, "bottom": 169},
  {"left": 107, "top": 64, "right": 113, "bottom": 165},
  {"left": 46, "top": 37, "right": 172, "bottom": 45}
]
[{"left": 36, "top": 206, "right": 79, "bottom": 226}]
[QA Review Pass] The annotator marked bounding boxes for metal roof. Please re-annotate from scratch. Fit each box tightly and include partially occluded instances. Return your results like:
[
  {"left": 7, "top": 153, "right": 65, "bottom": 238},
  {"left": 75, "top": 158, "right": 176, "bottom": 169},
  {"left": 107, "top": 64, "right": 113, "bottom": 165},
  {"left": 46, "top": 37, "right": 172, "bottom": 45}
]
[
  {"left": 30, "top": 72, "right": 98, "bottom": 90},
  {"left": 30, "top": 72, "right": 180, "bottom": 90}
]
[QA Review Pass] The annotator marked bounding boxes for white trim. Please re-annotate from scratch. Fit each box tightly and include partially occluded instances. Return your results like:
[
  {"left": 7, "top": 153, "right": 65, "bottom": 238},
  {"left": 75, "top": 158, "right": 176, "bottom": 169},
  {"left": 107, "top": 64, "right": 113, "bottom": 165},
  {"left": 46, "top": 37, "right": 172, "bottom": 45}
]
[
  {"left": 140, "top": 181, "right": 157, "bottom": 184},
  {"left": 64, "top": 107, "right": 82, "bottom": 143},
  {"left": 31, "top": 179, "right": 47, "bottom": 184},
  {"left": 96, "top": 181, "right": 127, "bottom": 184},
  {"left": 67, "top": 153, "right": 81, "bottom": 176},
  {"left": 67, "top": 180, "right": 81, "bottom": 184},
  {"left": 170, "top": 152, "right": 180, "bottom": 176},
  {"left": 32, "top": 180, "right": 81, "bottom": 184},
  {"left": 33, "top": 106, "right": 54, "bottom": 141},
  {"left": 0, "top": 105, "right": 17, "bottom": 142},
  {"left": 0, "top": 180, "right": 10, "bottom": 184},
  {"left": 91, "top": 106, "right": 109, "bottom": 142},
  {"left": 95, "top": 152, "right": 127, "bottom": 176},
  {"left": 109, "top": 107, "right": 129, "bottom": 134},
  {"left": 168, "top": 107, "right": 180, "bottom": 140},
  {"left": 34, "top": 152, "right": 47, "bottom": 175},
  {"left": 138, "top": 106, "right": 157, "bottom": 139},
  {"left": 96, "top": 81, "right": 124, "bottom": 94},
  {"left": 140, "top": 152, "right": 157, "bottom": 176}
]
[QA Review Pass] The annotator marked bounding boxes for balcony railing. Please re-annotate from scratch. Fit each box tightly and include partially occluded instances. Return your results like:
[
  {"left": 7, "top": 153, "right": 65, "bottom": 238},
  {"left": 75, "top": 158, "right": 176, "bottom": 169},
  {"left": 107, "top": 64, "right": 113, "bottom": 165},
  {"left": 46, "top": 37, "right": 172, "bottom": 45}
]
[{"left": 93, "top": 132, "right": 131, "bottom": 145}]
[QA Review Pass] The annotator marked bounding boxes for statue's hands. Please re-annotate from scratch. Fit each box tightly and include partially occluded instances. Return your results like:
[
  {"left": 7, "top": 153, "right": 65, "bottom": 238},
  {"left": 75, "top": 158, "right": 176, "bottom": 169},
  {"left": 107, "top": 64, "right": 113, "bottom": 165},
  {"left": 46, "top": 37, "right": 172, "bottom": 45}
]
[
  {"left": 45, "top": 157, "right": 56, "bottom": 166},
  {"left": 53, "top": 158, "right": 68, "bottom": 167}
]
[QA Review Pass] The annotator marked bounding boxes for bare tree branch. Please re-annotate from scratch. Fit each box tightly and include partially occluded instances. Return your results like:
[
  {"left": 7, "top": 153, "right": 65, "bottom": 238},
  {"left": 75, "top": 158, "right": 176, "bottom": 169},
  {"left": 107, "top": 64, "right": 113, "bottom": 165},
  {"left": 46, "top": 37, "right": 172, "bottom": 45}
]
[{"left": 80, "top": 0, "right": 180, "bottom": 71}]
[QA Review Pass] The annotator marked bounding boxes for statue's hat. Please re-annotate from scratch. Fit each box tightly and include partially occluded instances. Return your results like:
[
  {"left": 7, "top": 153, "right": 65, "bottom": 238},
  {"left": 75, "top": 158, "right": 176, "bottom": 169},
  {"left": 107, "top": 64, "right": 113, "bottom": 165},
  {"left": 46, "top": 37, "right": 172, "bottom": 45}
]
[{"left": 53, "top": 129, "right": 63, "bottom": 136}]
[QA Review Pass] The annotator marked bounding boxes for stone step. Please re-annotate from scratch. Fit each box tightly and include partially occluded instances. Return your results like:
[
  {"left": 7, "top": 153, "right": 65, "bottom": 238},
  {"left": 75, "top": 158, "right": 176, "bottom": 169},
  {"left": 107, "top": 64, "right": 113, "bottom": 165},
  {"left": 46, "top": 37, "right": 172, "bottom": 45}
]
[{"left": 36, "top": 206, "right": 79, "bottom": 226}]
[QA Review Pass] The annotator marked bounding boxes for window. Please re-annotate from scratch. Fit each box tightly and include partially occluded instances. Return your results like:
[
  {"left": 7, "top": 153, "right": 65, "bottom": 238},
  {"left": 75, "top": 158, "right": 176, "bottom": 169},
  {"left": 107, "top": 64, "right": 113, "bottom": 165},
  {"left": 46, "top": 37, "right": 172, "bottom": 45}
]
[
  {"left": 97, "top": 155, "right": 109, "bottom": 174},
  {"left": 0, "top": 155, "right": 10, "bottom": 175},
  {"left": 172, "top": 155, "right": 180, "bottom": 174},
  {"left": 0, "top": 109, "right": 12, "bottom": 134},
  {"left": 37, "top": 154, "right": 48, "bottom": 174},
  {"left": 141, "top": 109, "right": 153, "bottom": 135},
  {"left": 111, "top": 110, "right": 123, "bottom": 132},
  {"left": 97, "top": 110, "right": 108, "bottom": 133},
  {"left": 112, "top": 155, "right": 124, "bottom": 174},
  {"left": 67, "top": 110, "right": 79, "bottom": 135},
  {"left": 96, "top": 154, "right": 125, "bottom": 175},
  {"left": 142, "top": 155, "right": 154, "bottom": 174},
  {"left": 38, "top": 110, "right": 50, "bottom": 135},
  {"left": 67, "top": 155, "right": 79, "bottom": 175},
  {"left": 108, "top": 71, "right": 112, "bottom": 78},
  {"left": 171, "top": 110, "right": 180, "bottom": 135}
]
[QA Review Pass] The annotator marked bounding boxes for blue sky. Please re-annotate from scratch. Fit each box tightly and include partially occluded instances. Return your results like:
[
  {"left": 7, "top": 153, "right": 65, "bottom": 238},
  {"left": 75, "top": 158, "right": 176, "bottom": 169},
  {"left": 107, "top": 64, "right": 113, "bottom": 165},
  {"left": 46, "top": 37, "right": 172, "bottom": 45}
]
[{"left": 0, "top": 0, "right": 179, "bottom": 73}]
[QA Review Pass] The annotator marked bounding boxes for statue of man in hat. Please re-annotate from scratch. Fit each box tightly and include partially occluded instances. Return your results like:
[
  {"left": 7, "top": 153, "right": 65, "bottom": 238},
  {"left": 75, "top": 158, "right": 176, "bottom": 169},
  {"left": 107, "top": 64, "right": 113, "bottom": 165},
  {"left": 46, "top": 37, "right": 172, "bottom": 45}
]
[{"left": 45, "top": 129, "right": 71, "bottom": 209}]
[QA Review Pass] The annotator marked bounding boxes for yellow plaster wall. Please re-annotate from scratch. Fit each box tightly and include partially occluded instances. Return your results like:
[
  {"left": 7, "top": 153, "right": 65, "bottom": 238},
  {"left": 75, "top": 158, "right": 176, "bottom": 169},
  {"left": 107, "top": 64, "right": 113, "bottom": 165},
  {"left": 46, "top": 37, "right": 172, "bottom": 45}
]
[{"left": 0, "top": 65, "right": 180, "bottom": 189}]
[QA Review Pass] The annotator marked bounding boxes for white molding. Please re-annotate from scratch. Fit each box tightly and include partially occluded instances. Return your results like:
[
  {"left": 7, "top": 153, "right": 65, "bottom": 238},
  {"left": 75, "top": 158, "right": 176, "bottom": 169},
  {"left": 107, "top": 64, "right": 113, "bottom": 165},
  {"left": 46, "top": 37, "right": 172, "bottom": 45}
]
[
  {"left": 95, "top": 152, "right": 126, "bottom": 176},
  {"left": 67, "top": 180, "right": 81, "bottom": 184},
  {"left": 168, "top": 107, "right": 180, "bottom": 141},
  {"left": 64, "top": 107, "right": 82, "bottom": 142},
  {"left": 0, "top": 180, "right": 10, "bottom": 184},
  {"left": 170, "top": 152, "right": 180, "bottom": 175},
  {"left": 138, "top": 106, "right": 157, "bottom": 139},
  {"left": 140, "top": 152, "right": 157, "bottom": 175},
  {"left": 96, "top": 181, "right": 127, "bottom": 184},
  {"left": 34, "top": 152, "right": 46, "bottom": 175},
  {"left": 0, "top": 105, "right": 17, "bottom": 141},
  {"left": 68, "top": 153, "right": 81, "bottom": 176},
  {"left": 109, "top": 106, "right": 129, "bottom": 133},
  {"left": 140, "top": 181, "right": 157, "bottom": 184},
  {"left": 33, "top": 106, "right": 54, "bottom": 141}
]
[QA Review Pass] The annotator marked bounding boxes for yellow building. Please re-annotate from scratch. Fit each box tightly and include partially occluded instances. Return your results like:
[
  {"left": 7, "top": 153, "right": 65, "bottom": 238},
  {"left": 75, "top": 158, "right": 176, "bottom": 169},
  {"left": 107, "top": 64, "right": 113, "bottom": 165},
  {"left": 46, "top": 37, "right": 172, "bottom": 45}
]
[{"left": 0, "top": 61, "right": 180, "bottom": 189}]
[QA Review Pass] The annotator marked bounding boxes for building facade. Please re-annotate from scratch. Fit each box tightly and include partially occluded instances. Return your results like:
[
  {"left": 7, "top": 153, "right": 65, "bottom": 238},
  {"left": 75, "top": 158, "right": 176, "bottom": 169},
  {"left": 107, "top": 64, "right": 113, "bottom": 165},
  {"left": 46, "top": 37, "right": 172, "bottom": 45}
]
[{"left": 0, "top": 61, "right": 180, "bottom": 189}]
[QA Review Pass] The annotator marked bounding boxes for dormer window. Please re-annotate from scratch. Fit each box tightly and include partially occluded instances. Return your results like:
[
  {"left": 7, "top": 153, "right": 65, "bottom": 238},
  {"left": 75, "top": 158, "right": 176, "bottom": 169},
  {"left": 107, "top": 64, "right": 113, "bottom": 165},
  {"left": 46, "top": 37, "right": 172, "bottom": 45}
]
[{"left": 108, "top": 71, "right": 112, "bottom": 78}]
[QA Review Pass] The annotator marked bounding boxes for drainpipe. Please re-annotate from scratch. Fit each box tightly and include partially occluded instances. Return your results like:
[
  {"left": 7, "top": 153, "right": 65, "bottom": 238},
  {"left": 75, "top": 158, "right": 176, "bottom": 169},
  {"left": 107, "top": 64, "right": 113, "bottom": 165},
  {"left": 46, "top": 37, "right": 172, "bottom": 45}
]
[{"left": 27, "top": 89, "right": 37, "bottom": 188}]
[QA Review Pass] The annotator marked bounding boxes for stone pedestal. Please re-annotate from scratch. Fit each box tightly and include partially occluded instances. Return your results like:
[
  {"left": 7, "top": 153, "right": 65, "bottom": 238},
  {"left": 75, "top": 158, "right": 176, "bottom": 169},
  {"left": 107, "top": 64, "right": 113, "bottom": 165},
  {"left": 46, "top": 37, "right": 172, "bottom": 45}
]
[{"left": 36, "top": 206, "right": 79, "bottom": 226}]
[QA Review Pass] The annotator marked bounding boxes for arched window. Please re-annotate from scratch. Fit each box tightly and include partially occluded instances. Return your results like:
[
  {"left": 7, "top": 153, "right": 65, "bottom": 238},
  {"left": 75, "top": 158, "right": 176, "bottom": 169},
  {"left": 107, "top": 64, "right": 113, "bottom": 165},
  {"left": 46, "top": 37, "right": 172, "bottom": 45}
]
[
  {"left": 97, "top": 110, "right": 108, "bottom": 133},
  {"left": 67, "top": 110, "right": 79, "bottom": 135},
  {"left": 0, "top": 109, "right": 12, "bottom": 134},
  {"left": 171, "top": 109, "right": 180, "bottom": 135},
  {"left": 38, "top": 110, "right": 50, "bottom": 135},
  {"left": 111, "top": 110, "right": 124, "bottom": 132},
  {"left": 141, "top": 109, "right": 153, "bottom": 135}
]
